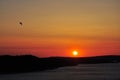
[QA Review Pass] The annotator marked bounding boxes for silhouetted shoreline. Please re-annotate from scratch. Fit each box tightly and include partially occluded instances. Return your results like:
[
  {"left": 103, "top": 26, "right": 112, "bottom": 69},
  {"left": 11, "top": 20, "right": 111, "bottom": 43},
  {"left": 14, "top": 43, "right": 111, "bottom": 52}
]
[{"left": 0, "top": 55, "right": 120, "bottom": 74}]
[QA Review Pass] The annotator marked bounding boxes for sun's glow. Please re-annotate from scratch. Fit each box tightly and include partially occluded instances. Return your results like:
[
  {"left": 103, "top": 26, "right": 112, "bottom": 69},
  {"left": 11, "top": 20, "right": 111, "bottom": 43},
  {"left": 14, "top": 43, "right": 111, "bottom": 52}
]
[{"left": 72, "top": 50, "right": 78, "bottom": 56}]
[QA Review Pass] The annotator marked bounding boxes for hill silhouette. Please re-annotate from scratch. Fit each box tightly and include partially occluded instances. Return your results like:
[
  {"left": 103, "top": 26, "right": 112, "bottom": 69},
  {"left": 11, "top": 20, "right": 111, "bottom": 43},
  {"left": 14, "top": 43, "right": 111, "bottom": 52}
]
[{"left": 0, "top": 55, "right": 120, "bottom": 74}]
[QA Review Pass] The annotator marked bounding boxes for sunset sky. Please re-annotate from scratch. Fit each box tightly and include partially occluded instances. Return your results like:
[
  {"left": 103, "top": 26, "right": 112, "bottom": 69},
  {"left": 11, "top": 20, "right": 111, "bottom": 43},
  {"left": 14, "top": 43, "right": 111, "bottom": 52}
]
[{"left": 0, "top": 0, "right": 120, "bottom": 57}]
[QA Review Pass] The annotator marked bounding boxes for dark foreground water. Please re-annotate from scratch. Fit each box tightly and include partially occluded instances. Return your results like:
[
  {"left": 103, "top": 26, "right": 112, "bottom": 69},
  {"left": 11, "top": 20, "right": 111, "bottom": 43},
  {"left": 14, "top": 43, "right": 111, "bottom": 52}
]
[{"left": 0, "top": 63, "right": 120, "bottom": 80}]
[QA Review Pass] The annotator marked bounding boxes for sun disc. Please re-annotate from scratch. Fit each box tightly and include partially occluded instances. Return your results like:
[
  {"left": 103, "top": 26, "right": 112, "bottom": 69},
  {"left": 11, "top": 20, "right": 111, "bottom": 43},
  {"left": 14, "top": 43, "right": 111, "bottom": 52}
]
[{"left": 73, "top": 50, "right": 78, "bottom": 56}]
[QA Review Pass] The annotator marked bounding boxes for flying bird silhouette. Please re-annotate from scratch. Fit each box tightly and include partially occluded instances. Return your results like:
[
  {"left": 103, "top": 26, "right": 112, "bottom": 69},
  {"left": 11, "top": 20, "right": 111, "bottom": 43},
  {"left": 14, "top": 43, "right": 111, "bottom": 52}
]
[{"left": 19, "top": 22, "right": 23, "bottom": 26}]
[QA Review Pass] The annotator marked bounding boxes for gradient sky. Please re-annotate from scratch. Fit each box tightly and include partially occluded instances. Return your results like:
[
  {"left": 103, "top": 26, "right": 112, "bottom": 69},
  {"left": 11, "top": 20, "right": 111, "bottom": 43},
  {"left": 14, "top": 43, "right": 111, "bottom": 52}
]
[{"left": 0, "top": 0, "right": 120, "bottom": 57}]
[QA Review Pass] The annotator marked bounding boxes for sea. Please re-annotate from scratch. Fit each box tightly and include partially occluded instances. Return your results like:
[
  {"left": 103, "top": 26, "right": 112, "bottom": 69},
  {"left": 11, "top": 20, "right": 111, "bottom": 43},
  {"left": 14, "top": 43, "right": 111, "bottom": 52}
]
[{"left": 0, "top": 63, "right": 120, "bottom": 80}]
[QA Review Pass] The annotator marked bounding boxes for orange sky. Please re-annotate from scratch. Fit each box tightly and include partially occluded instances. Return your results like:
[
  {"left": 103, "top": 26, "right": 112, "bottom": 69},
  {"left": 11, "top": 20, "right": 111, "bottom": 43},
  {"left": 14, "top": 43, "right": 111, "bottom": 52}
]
[{"left": 0, "top": 0, "right": 120, "bottom": 57}]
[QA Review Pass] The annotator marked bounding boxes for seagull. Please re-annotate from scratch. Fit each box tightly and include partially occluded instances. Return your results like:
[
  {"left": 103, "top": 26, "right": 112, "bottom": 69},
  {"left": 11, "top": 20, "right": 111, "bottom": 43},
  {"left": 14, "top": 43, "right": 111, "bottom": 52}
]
[{"left": 19, "top": 22, "right": 23, "bottom": 26}]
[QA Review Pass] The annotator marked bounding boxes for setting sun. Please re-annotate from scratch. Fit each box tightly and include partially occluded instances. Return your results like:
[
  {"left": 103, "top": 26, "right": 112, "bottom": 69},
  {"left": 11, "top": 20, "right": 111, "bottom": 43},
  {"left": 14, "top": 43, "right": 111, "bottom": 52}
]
[{"left": 72, "top": 50, "right": 78, "bottom": 56}]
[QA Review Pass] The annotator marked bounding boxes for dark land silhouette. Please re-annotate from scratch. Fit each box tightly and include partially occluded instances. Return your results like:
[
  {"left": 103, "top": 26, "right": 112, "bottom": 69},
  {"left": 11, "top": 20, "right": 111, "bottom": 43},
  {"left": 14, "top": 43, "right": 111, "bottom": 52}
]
[{"left": 0, "top": 55, "right": 120, "bottom": 74}]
